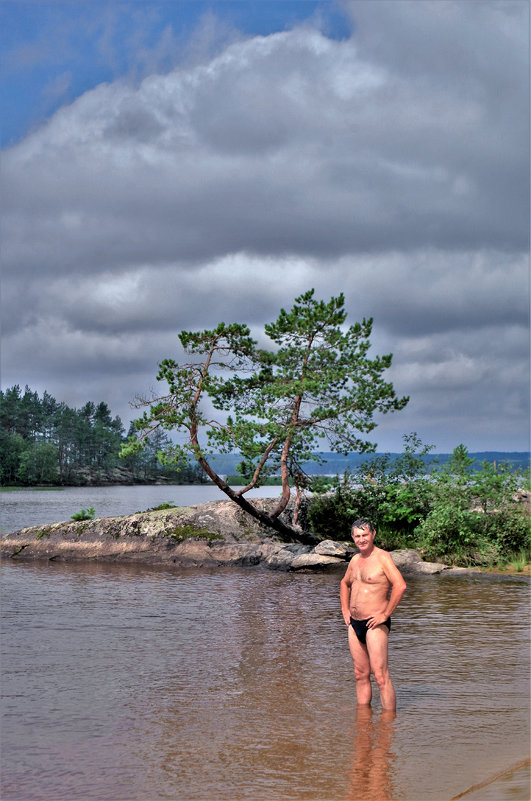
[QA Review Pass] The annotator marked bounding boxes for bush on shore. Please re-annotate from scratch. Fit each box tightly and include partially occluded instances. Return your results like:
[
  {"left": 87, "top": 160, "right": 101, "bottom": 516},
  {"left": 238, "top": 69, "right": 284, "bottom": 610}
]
[{"left": 307, "top": 436, "right": 530, "bottom": 567}]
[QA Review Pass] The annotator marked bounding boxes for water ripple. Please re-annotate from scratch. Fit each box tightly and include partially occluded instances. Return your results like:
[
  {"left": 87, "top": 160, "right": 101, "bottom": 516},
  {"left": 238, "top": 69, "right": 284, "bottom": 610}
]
[{"left": 1, "top": 561, "right": 529, "bottom": 801}]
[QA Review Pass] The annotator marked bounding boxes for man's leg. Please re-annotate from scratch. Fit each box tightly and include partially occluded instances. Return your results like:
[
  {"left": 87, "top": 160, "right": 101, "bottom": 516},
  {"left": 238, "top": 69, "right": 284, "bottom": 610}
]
[
  {"left": 348, "top": 625, "right": 372, "bottom": 705},
  {"left": 365, "top": 625, "right": 396, "bottom": 711}
]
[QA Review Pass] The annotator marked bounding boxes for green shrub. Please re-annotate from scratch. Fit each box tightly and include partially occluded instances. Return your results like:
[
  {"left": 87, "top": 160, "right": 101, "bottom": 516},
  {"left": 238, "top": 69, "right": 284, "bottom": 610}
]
[
  {"left": 308, "top": 433, "right": 435, "bottom": 540},
  {"left": 414, "top": 446, "right": 529, "bottom": 564},
  {"left": 307, "top": 472, "right": 360, "bottom": 539},
  {"left": 307, "top": 439, "right": 528, "bottom": 565},
  {"left": 413, "top": 504, "right": 530, "bottom": 566},
  {"left": 414, "top": 505, "right": 486, "bottom": 562},
  {"left": 373, "top": 524, "right": 419, "bottom": 552},
  {"left": 494, "top": 507, "right": 531, "bottom": 553},
  {"left": 70, "top": 506, "right": 95, "bottom": 521}
]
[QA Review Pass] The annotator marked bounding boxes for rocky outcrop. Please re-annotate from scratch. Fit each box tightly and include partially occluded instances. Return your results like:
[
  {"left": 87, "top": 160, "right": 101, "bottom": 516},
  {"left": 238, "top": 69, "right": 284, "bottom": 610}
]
[
  {"left": 0, "top": 499, "right": 451, "bottom": 574},
  {"left": 388, "top": 549, "right": 448, "bottom": 574}
]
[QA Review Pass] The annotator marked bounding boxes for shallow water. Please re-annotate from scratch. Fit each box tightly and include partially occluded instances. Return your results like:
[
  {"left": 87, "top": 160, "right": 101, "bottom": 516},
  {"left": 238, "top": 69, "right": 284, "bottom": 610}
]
[{"left": 1, "top": 561, "right": 529, "bottom": 801}]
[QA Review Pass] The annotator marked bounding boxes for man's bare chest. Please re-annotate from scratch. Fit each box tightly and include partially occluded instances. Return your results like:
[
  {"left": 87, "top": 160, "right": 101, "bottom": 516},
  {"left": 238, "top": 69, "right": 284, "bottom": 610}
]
[{"left": 352, "top": 561, "right": 388, "bottom": 587}]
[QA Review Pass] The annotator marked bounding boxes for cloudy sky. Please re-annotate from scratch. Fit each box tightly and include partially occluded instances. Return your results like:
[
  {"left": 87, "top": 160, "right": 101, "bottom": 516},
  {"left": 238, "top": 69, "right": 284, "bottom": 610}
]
[{"left": 1, "top": 0, "right": 529, "bottom": 453}]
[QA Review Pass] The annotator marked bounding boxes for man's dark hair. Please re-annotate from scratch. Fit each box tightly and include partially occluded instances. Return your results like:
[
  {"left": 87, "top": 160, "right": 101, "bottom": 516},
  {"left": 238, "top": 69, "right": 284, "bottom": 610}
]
[{"left": 351, "top": 519, "right": 376, "bottom": 534}]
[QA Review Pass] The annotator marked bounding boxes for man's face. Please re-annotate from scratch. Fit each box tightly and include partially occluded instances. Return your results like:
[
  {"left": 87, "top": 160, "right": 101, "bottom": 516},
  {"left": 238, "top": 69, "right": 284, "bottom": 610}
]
[{"left": 351, "top": 525, "right": 375, "bottom": 553}]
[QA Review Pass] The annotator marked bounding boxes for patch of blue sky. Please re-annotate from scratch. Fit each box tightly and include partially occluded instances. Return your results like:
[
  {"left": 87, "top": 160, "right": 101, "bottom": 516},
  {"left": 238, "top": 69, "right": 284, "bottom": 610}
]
[{"left": 0, "top": 0, "right": 352, "bottom": 147}]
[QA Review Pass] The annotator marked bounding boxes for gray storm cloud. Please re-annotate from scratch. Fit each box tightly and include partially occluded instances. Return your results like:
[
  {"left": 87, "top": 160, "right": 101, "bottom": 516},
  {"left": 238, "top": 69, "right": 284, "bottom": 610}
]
[{"left": 1, "top": 1, "right": 529, "bottom": 451}]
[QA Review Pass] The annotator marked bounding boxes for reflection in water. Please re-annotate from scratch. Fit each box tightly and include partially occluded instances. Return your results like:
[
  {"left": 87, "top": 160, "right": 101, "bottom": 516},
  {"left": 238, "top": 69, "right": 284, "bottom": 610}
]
[
  {"left": 345, "top": 706, "right": 397, "bottom": 801},
  {"left": 151, "top": 573, "right": 346, "bottom": 800}
]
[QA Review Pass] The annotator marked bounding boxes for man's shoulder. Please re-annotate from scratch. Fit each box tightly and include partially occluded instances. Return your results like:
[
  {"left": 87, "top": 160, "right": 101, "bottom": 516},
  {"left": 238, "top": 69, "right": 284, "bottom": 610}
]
[
  {"left": 344, "top": 553, "right": 360, "bottom": 575},
  {"left": 374, "top": 547, "right": 405, "bottom": 580},
  {"left": 374, "top": 547, "right": 394, "bottom": 564}
]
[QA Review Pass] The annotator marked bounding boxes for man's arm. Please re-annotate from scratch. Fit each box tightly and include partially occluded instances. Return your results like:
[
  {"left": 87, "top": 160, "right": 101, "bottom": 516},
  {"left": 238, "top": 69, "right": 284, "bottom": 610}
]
[
  {"left": 340, "top": 562, "right": 354, "bottom": 626},
  {"left": 367, "top": 552, "right": 407, "bottom": 629}
]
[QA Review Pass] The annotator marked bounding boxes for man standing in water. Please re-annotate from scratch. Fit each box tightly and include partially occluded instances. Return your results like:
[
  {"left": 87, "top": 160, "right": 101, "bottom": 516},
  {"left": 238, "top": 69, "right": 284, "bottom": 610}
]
[{"left": 340, "top": 519, "right": 407, "bottom": 711}]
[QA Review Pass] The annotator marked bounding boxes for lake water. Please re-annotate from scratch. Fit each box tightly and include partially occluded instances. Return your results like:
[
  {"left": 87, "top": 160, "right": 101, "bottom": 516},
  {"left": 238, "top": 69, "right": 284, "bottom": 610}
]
[
  {"left": 0, "top": 484, "right": 284, "bottom": 535},
  {"left": 1, "top": 558, "right": 529, "bottom": 801},
  {"left": 1, "top": 487, "right": 530, "bottom": 799}
]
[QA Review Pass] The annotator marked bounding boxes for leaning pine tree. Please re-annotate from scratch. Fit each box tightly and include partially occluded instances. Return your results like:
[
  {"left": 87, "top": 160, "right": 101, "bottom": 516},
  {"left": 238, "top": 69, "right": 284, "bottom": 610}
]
[{"left": 121, "top": 290, "right": 408, "bottom": 541}]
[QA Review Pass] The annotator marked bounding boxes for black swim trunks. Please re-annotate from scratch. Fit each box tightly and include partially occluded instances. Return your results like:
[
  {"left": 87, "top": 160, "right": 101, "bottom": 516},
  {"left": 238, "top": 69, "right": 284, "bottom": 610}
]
[{"left": 350, "top": 616, "right": 391, "bottom": 645}]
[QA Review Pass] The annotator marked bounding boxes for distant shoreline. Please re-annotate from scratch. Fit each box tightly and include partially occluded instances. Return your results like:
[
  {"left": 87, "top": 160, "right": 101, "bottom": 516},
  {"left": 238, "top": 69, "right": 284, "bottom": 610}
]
[{"left": 1, "top": 450, "right": 529, "bottom": 491}]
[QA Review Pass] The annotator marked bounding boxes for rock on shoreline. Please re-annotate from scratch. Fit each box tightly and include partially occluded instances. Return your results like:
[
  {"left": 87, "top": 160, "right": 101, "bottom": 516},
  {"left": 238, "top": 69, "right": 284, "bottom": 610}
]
[{"left": 0, "top": 498, "right": 452, "bottom": 575}]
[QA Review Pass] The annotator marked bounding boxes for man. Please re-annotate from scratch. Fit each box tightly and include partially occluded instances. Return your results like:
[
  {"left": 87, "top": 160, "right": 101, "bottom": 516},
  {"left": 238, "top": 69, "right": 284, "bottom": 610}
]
[{"left": 340, "top": 519, "right": 407, "bottom": 711}]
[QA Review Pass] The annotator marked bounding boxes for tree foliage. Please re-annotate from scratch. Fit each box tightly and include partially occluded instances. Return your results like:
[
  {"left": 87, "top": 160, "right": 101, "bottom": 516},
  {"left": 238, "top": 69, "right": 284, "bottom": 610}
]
[
  {"left": 0, "top": 385, "right": 206, "bottom": 486},
  {"left": 0, "top": 386, "right": 125, "bottom": 485},
  {"left": 123, "top": 289, "right": 408, "bottom": 539}
]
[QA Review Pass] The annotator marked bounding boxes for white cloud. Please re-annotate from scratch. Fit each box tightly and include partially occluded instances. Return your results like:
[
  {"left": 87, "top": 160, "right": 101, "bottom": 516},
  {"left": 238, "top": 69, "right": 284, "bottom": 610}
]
[{"left": 1, "top": 2, "right": 529, "bottom": 451}]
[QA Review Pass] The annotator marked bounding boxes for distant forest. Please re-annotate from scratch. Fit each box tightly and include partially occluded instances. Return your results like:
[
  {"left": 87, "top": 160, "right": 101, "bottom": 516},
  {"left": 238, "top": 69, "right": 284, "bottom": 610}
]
[
  {"left": 0, "top": 385, "right": 207, "bottom": 486},
  {"left": 0, "top": 385, "right": 528, "bottom": 487}
]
